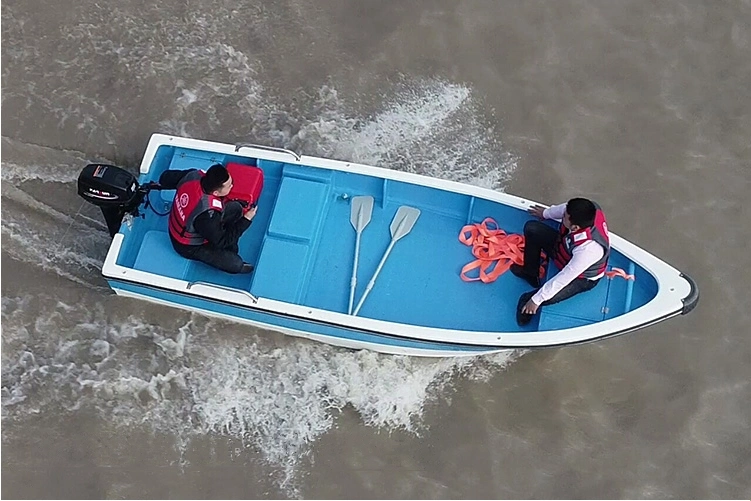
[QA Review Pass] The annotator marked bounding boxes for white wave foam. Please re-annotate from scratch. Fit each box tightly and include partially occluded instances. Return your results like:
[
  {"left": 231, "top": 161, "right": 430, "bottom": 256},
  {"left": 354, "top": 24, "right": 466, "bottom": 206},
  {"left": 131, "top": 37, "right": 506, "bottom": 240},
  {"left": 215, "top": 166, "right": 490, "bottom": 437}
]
[
  {"left": 1, "top": 208, "right": 108, "bottom": 289},
  {"left": 289, "top": 81, "right": 517, "bottom": 190},
  {"left": 1, "top": 182, "right": 106, "bottom": 232},
  {"left": 1, "top": 160, "right": 81, "bottom": 185},
  {"left": 1, "top": 294, "right": 519, "bottom": 493},
  {"left": 187, "top": 341, "right": 517, "bottom": 490},
  {"left": 291, "top": 83, "right": 471, "bottom": 163},
  {"left": 0, "top": 137, "right": 92, "bottom": 184}
]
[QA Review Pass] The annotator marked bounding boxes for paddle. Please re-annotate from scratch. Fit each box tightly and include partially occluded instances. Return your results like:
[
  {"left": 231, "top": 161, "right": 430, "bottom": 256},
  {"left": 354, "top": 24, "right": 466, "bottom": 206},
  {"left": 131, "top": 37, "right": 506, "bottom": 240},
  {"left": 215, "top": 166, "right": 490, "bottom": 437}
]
[
  {"left": 348, "top": 196, "right": 374, "bottom": 314},
  {"left": 353, "top": 206, "right": 420, "bottom": 317}
]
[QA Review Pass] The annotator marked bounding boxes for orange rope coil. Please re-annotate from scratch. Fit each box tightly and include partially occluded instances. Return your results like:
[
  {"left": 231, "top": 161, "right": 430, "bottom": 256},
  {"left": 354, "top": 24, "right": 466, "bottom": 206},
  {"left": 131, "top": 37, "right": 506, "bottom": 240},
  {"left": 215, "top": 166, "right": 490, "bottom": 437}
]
[{"left": 458, "top": 218, "right": 545, "bottom": 283}]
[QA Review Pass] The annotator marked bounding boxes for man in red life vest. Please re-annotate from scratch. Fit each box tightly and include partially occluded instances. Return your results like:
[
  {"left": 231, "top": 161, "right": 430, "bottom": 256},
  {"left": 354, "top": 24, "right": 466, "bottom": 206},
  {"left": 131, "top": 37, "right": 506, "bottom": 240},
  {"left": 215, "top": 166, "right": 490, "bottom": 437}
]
[
  {"left": 159, "top": 164, "right": 257, "bottom": 274},
  {"left": 510, "top": 197, "right": 610, "bottom": 326}
]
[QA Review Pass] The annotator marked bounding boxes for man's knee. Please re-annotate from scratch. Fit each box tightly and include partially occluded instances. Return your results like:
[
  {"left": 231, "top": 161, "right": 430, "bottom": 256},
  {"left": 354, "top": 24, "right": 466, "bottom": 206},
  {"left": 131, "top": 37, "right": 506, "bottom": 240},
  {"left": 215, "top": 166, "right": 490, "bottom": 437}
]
[
  {"left": 524, "top": 220, "right": 549, "bottom": 238},
  {"left": 221, "top": 201, "right": 244, "bottom": 224}
]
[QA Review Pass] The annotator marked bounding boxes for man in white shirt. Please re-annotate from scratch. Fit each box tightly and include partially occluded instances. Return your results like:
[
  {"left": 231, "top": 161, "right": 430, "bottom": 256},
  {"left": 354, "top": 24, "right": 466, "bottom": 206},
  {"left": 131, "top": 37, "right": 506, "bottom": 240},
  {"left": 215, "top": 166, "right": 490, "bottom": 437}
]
[{"left": 510, "top": 198, "right": 610, "bottom": 326}]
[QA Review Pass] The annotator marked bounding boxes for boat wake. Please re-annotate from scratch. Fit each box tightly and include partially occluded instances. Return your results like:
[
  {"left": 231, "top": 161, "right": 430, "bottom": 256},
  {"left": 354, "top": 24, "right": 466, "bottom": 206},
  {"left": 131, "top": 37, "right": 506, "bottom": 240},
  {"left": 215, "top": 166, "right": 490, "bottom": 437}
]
[
  {"left": 1, "top": 82, "right": 520, "bottom": 494},
  {"left": 2, "top": 3, "right": 521, "bottom": 494},
  {"left": 1, "top": 141, "right": 113, "bottom": 289},
  {"left": 1, "top": 293, "right": 520, "bottom": 492},
  {"left": 1, "top": 101, "right": 520, "bottom": 492}
]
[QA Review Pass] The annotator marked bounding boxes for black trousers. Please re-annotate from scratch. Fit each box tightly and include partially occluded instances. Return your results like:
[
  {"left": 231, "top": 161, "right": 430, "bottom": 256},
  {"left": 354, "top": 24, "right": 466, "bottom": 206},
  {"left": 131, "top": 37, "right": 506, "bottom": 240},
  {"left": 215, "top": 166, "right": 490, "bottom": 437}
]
[
  {"left": 171, "top": 202, "right": 246, "bottom": 274},
  {"left": 522, "top": 220, "right": 600, "bottom": 305}
]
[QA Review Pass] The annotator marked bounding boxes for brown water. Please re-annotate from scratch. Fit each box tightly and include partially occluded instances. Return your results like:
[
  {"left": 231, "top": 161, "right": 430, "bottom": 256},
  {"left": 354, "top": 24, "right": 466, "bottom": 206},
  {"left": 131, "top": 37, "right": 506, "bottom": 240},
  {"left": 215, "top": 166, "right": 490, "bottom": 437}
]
[{"left": 2, "top": 1, "right": 750, "bottom": 498}]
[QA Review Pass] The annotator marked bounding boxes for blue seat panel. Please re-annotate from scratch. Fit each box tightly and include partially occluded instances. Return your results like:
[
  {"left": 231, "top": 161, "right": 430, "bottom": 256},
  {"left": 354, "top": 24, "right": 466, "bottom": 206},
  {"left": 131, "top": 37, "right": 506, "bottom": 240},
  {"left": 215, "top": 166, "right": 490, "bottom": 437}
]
[
  {"left": 538, "top": 311, "right": 597, "bottom": 331},
  {"left": 168, "top": 151, "right": 226, "bottom": 169},
  {"left": 267, "top": 177, "right": 329, "bottom": 242},
  {"left": 160, "top": 189, "right": 176, "bottom": 205},
  {"left": 134, "top": 230, "right": 190, "bottom": 279},
  {"left": 251, "top": 237, "right": 311, "bottom": 303},
  {"left": 604, "top": 275, "right": 631, "bottom": 319},
  {"left": 604, "top": 262, "right": 637, "bottom": 319},
  {"left": 283, "top": 163, "right": 333, "bottom": 181},
  {"left": 543, "top": 278, "right": 609, "bottom": 322}
]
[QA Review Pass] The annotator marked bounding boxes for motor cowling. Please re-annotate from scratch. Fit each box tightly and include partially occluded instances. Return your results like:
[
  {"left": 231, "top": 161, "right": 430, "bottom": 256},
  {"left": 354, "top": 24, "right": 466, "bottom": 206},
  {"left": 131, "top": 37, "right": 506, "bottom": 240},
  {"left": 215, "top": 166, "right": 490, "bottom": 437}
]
[
  {"left": 77, "top": 164, "right": 141, "bottom": 208},
  {"left": 78, "top": 164, "right": 149, "bottom": 237}
]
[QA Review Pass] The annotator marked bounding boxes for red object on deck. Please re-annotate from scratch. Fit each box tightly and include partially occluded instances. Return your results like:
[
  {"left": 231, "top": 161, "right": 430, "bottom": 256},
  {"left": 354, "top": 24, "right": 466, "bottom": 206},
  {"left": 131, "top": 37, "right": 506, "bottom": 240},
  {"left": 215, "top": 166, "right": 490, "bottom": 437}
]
[{"left": 226, "top": 162, "right": 264, "bottom": 206}]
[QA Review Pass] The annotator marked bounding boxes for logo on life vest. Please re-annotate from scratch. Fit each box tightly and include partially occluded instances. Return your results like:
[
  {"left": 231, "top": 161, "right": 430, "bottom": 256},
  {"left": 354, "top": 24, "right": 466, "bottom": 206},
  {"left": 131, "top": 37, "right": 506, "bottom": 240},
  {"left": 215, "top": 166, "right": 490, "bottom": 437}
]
[
  {"left": 175, "top": 193, "right": 190, "bottom": 221},
  {"left": 573, "top": 232, "right": 589, "bottom": 243}
]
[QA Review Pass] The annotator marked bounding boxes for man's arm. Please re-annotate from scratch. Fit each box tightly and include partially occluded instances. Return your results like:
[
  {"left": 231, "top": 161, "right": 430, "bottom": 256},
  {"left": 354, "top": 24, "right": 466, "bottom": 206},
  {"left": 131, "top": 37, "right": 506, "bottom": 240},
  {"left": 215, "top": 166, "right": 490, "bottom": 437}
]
[
  {"left": 158, "top": 169, "right": 194, "bottom": 190},
  {"left": 193, "top": 209, "right": 251, "bottom": 249},
  {"left": 530, "top": 241, "right": 604, "bottom": 305},
  {"left": 541, "top": 203, "right": 566, "bottom": 221}
]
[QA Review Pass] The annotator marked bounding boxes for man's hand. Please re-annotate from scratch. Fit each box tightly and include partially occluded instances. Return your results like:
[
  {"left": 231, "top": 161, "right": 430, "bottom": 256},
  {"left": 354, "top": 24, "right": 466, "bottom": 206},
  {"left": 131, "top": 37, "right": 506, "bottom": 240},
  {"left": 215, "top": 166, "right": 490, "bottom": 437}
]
[
  {"left": 521, "top": 298, "right": 540, "bottom": 315},
  {"left": 527, "top": 204, "right": 547, "bottom": 219},
  {"left": 243, "top": 205, "right": 258, "bottom": 220}
]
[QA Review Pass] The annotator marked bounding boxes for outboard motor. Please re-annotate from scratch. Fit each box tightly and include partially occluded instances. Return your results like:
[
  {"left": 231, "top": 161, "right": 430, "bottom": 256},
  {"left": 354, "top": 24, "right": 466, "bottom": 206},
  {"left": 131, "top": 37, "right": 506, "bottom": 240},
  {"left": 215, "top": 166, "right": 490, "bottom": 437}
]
[{"left": 77, "top": 164, "right": 150, "bottom": 237}]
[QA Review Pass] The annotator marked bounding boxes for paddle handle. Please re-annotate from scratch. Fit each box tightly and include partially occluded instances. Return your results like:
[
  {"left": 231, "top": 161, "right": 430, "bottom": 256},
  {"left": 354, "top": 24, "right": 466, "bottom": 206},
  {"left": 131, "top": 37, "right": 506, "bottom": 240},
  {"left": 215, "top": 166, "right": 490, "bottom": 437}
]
[
  {"left": 352, "top": 239, "right": 395, "bottom": 316},
  {"left": 348, "top": 231, "right": 362, "bottom": 314}
]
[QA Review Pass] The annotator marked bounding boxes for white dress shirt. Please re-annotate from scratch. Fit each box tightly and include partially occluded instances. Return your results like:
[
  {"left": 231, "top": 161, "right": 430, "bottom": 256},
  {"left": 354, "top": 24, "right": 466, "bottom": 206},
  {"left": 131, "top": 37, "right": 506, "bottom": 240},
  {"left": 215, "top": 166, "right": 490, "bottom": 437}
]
[{"left": 531, "top": 203, "right": 605, "bottom": 305}]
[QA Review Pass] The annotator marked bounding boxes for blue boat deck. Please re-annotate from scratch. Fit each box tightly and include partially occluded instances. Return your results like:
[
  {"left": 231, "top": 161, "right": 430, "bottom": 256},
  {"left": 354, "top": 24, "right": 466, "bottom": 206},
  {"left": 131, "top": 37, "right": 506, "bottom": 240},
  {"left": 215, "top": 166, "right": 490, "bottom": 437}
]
[{"left": 118, "top": 144, "right": 657, "bottom": 334}]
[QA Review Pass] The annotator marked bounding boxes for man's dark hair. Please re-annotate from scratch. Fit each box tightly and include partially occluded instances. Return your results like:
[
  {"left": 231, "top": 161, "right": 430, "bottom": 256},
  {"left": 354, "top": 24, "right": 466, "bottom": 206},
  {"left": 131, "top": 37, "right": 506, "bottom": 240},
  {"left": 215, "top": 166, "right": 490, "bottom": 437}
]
[
  {"left": 566, "top": 198, "right": 597, "bottom": 228},
  {"left": 201, "top": 164, "right": 230, "bottom": 193}
]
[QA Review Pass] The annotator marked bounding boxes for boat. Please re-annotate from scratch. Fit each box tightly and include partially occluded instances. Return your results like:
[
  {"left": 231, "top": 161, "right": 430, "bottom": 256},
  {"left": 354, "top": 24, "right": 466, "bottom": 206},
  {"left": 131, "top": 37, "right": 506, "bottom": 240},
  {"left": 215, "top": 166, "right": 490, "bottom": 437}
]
[{"left": 77, "top": 133, "right": 699, "bottom": 357}]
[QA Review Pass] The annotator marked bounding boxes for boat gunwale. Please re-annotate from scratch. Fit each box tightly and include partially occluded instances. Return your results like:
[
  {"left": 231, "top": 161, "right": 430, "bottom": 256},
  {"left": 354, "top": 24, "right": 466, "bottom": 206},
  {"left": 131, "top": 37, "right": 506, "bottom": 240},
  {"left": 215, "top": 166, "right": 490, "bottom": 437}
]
[{"left": 104, "top": 268, "right": 684, "bottom": 352}]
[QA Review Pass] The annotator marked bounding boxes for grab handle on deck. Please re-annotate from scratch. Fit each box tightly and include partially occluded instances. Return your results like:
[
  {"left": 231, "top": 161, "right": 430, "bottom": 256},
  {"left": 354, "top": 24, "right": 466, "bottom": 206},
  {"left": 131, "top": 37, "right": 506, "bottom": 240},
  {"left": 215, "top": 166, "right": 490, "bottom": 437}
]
[
  {"left": 187, "top": 281, "right": 259, "bottom": 304},
  {"left": 234, "top": 143, "right": 301, "bottom": 162}
]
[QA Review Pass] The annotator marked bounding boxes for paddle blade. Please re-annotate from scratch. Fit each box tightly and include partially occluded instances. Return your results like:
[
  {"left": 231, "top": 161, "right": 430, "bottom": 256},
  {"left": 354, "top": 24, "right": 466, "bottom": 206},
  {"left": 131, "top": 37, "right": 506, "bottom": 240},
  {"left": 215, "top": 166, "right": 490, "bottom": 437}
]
[
  {"left": 390, "top": 206, "right": 420, "bottom": 241},
  {"left": 350, "top": 196, "right": 374, "bottom": 232}
]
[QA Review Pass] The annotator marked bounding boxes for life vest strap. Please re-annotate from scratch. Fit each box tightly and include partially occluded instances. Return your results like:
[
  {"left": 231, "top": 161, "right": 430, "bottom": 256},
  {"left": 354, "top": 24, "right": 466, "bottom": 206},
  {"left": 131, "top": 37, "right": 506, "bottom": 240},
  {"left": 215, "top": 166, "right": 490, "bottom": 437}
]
[{"left": 604, "top": 267, "right": 635, "bottom": 280}]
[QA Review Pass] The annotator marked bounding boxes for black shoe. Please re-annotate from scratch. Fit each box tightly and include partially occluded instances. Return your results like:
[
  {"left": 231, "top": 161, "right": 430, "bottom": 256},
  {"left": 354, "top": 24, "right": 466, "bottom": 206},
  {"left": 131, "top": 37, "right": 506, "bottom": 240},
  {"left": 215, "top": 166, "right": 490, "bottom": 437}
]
[
  {"left": 510, "top": 264, "right": 540, "bottom": 288},
  {"left": 516, "top": 291, "right": 536, "bottom": 327},
  {"left": 239, "top": 263, "right": 254, "bottom": 274}
]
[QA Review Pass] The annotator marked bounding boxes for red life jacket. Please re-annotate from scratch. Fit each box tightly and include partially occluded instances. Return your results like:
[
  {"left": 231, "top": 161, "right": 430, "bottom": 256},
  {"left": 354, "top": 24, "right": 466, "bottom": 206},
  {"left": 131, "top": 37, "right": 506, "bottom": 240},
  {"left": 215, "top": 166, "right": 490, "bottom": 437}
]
[
  {"left": 552, "top": 205, "right": 610, "bottom": 279},
  {"left": 168, "top": 170, "right": 224, "bottom": 245}
]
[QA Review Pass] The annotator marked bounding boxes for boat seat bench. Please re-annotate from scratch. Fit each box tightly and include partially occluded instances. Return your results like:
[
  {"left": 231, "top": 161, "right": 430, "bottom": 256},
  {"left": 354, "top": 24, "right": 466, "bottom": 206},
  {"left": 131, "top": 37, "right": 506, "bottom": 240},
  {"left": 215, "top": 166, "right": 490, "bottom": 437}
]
[
  {"left": 250, "top": 175, "right": 331, "bottom": 303},
  {"left": 537, "top": 278, "right": 609, "bottom": 330},
  {"left": 133, "top": 230, "right": 255, "bottom": 292},
  {"left": 134, "top": 230, "right": 192, "bottom": 279},
  {"left": 537, "top": 262, "right": 635, "bottom": 330}
]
